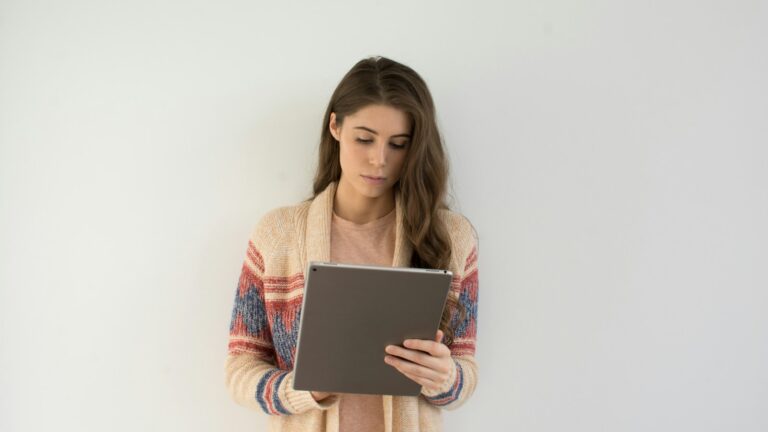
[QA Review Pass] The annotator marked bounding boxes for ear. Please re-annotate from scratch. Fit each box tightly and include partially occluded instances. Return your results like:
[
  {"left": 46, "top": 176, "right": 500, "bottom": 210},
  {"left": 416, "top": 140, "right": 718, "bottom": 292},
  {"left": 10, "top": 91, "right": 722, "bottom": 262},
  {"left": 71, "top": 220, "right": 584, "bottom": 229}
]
[{"left": 329, "top": 112, "right": 340, "bottom": 141}]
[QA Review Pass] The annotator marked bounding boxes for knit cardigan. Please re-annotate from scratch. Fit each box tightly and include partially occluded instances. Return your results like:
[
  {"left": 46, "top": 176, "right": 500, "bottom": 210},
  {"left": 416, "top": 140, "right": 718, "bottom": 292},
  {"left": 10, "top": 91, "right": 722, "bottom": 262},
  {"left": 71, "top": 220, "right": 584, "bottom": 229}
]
[{"left": 224, "top": 181, "right": 479, "bottom": 432}]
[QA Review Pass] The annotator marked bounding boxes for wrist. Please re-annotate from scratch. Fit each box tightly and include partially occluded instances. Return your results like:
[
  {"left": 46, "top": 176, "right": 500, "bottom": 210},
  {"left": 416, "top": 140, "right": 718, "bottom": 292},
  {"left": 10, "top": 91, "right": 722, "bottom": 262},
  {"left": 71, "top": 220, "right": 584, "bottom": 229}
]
[{"left": 311, "top": 391, "right": 330, "bottom": 401}]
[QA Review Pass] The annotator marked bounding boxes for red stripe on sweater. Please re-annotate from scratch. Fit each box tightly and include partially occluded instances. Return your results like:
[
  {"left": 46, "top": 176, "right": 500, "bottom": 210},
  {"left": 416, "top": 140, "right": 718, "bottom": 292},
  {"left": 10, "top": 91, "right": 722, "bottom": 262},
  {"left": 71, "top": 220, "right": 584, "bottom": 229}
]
[
  {"left": 264, "top": 273, "right": 304, "bottom": 292},
  {"left": 264, "top": 371, "right": 281, "bottom": 414},
  {"left": 449, "top": 342, "right": 476, "bottom": 356},
  {"left": 464, "top": 246, "right": 478, "bottom": 272},
  {"left": 238, "top": 263, "right": 265, "bottom": 297},
  {"left": 265, "top": 296, "right": 303, "bottom": 308},
  {"left": 227, "top": 340, "right": 273, "bottom": 358},
  {"left": 461, "top": 268, "right": 478, "bottom": 301},
  {"left": 247, "top": 241, "right": 265, "bottom": 273},
  {"left": 266, "top": 297, "right": 303, "bottom": 334},
  {"left": 263, "top": 274, "right": 305, "bottom": 294}
]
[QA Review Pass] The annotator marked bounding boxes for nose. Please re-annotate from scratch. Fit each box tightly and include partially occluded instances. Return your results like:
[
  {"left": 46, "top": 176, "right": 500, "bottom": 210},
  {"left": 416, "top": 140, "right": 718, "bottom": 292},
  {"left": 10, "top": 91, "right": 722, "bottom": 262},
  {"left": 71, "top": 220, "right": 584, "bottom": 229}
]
[{"left": 369, "top": 141, "right": 388, "bottom": 167}]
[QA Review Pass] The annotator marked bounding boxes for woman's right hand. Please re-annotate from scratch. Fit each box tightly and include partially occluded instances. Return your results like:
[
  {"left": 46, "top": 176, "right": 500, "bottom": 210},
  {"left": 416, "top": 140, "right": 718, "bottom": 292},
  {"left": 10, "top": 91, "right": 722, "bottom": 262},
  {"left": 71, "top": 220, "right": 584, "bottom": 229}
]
[{"left": 310, "top": 391, "right": 332, "bottom": 401}]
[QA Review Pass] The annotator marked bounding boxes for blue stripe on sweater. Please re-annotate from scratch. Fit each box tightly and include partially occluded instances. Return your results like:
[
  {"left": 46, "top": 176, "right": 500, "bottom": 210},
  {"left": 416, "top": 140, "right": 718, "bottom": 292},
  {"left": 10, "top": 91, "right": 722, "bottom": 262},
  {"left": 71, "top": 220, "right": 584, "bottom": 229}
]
[
  {"left": 271, "top": 371, "right": 290, "bottom": 415},
  {"left": 255, "top": 370, "right": 291, "bottom": 415},
  {"left": 425, "top": 359, "right": 464, "bottom": 404},
  {"left": 454, "top": 360, "right": 465, "bottom": 397},
  {"left": 255, "top": 370, "right": 277, "bottom": 413}
]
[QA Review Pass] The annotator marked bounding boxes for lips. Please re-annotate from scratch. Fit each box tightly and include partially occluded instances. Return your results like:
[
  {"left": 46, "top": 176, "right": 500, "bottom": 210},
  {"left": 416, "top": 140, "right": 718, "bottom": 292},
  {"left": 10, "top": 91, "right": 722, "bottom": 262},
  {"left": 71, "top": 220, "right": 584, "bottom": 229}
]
[{"left": 361, "top": 175, "right": 387, "bottom": 186}]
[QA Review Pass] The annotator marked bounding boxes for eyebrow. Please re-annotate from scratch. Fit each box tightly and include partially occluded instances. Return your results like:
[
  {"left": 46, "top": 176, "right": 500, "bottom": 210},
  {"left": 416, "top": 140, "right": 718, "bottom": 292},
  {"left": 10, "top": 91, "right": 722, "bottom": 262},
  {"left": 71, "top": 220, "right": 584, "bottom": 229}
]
[{"left": 353, "top": 126, "right": 411, "bottom": 139}]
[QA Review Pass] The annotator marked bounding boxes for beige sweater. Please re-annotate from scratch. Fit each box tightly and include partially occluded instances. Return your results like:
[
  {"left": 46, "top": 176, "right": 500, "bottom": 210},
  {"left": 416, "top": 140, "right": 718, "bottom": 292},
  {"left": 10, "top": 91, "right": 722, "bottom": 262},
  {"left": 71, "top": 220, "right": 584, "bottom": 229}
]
[{"left": 224, "top": 181, "right": 479, "bottom": 432}]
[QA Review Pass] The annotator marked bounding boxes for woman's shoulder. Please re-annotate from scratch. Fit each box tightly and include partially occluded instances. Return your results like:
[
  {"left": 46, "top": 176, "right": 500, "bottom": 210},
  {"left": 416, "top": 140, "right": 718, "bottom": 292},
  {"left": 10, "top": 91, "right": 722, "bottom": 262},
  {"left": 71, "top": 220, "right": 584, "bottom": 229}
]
[
  {"left": 248, "top": 200, "right": 311, "bottom": 250},
  {"left": 437, "top": 208, "right": 479, "bottom": 258},
  {"left": 438, "top": 208, "right": 477, "bottom": 240}
]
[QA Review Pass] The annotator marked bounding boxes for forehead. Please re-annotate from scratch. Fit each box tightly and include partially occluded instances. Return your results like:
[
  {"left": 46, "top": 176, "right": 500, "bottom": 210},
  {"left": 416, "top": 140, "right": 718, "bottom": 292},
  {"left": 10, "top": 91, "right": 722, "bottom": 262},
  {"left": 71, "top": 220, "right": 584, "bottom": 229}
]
[{"left": 346, "top": 104, "right": 411, "bottom": 134}]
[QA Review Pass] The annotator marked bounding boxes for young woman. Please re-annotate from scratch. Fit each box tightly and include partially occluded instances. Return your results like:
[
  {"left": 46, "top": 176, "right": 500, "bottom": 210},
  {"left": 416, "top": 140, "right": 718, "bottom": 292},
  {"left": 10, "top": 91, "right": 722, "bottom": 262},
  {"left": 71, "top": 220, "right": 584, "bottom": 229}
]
[{"left": 225, "top": 56, "right": 479, "bottom": 432}]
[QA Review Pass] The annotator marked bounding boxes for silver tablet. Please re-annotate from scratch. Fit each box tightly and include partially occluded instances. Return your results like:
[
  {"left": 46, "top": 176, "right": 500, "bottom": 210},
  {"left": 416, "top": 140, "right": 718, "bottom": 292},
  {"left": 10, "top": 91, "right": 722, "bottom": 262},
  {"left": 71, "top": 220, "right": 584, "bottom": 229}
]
[{"left": 292, "top": 261, "right": 453, "bottom": 396}]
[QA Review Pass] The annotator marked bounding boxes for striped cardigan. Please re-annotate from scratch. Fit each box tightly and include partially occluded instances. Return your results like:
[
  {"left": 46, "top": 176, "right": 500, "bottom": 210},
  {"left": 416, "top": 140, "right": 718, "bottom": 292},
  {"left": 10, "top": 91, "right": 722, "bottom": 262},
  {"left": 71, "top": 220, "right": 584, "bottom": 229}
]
[{"left": 224, "top": 181, "right": 479, "bottom": 432}]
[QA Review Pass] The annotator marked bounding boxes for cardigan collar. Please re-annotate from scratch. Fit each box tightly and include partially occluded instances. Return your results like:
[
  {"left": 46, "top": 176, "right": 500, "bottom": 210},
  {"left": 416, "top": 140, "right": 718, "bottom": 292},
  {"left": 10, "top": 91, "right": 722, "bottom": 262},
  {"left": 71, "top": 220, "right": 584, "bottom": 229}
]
[{"left": 304, "top": 181, "right": 412, "bottom": 269}]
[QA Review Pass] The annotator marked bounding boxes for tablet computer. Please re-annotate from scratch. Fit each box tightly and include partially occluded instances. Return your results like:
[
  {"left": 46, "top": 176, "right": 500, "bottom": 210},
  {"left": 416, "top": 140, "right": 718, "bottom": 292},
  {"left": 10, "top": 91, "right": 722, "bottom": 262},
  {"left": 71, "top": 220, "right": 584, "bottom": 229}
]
[{"left": 292, "top": 261, "right": 453, "bottom": 396}]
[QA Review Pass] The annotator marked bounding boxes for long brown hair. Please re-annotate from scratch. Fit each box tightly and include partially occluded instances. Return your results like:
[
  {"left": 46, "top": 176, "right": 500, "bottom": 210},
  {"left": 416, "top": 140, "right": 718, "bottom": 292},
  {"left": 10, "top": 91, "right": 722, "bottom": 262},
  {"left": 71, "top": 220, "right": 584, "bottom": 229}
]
[{"left": 311, "top": 55, "right": 466, "bottom": 346}]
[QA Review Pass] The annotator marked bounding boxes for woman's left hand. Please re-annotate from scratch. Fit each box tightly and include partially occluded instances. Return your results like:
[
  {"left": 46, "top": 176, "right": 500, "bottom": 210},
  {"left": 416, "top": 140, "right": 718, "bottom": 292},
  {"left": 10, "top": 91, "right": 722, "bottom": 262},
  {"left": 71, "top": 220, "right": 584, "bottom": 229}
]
[{"left": 384, "top": 329, "right": 455, "bottom": 393}]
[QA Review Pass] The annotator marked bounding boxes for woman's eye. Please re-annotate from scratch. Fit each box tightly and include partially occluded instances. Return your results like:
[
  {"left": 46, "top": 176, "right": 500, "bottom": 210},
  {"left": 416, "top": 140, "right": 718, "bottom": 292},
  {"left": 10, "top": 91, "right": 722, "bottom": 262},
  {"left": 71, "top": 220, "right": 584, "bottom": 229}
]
[{"left": 355, "top": 138, "right": 407, "bottom": 149}]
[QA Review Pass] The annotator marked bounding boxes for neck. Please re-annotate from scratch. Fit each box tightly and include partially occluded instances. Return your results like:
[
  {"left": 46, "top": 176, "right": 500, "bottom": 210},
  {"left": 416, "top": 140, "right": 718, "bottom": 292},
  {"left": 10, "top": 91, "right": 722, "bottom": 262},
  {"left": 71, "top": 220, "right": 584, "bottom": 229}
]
[{"left": 333, "top": 180, "right": 395, "bottom": 224}]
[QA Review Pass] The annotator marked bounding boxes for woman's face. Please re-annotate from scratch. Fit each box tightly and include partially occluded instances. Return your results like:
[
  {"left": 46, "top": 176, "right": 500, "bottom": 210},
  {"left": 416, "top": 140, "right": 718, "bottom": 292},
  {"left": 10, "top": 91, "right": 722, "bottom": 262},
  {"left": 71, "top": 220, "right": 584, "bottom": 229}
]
[{"left": 329, "top": 104, "right": 412, "bottom": 200}]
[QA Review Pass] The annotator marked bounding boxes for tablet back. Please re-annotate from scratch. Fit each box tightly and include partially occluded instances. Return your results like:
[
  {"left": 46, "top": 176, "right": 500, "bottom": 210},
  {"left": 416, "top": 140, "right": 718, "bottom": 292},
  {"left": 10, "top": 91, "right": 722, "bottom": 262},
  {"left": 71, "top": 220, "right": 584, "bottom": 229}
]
[{"left": 292, "top": 262, "right": 452, "bottom": 396}]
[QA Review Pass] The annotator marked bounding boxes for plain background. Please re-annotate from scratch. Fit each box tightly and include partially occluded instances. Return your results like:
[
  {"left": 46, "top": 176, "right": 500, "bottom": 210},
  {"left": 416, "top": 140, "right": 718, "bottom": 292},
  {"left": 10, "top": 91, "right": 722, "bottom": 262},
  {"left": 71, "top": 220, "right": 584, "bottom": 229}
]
[{"left": 1, "top": 0, "right": 766, "bottom": 431}]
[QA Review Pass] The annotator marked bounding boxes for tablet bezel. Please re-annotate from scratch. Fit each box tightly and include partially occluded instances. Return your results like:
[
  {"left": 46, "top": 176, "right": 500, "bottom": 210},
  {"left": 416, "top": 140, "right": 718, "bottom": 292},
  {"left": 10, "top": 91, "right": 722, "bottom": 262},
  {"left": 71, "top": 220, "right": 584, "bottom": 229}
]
[{"left": 292, "top": 261, "right": 453, "bottom": 396}]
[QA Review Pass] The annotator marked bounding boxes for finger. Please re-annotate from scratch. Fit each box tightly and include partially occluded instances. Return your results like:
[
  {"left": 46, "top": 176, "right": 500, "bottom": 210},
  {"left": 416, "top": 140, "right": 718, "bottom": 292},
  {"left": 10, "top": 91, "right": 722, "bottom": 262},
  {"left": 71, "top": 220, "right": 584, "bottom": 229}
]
[
  {"left": 403, "top": 338, "right": 451, "bottom": 357},
  {"left": 385, "top": 345, "right": 447, "bottom": 374},
  {"left": 400, "top": 368, "right": 439, "bottom": 390},
  {"left": 384, "top": 354, "right": 448, "bottom": 383},
  {"left": 398, "top": 365, "right": 449, "bottom": 394},
  {"left": 386, "top": 355, "right": 441, "bottom": 388},
  {"left": 435, "top": 329, "right": 443, "bottom": 343}
]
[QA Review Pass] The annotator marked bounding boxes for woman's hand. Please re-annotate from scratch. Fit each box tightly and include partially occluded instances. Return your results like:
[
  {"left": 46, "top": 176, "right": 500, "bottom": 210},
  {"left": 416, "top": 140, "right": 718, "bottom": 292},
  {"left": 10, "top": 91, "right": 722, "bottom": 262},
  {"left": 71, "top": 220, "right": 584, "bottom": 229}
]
[
  {"left": 310, "top": 391, "right": 332, "bottom": 401},
  {"left": 384, "top": 329, "right": 455, "bottom": 393}
]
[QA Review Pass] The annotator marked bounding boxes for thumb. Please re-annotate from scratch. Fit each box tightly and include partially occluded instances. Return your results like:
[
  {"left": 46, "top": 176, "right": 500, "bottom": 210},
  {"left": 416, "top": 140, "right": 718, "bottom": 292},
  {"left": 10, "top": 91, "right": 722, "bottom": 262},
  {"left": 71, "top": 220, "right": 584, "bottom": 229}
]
[{"left": 435, "top": 329, "right": 444, "bottom": 343}]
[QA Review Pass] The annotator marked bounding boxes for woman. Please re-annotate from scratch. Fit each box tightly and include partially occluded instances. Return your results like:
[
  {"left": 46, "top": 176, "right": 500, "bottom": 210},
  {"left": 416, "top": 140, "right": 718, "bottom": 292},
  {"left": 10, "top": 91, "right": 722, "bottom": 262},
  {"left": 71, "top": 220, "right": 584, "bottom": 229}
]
[{"left": 225, "top": 55, "right": 479, "bottom": 432}]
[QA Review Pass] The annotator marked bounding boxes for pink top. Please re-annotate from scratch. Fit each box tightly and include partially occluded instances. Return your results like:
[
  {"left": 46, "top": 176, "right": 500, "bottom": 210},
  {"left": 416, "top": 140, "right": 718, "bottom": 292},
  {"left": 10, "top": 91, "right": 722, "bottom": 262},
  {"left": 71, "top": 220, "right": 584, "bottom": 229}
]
[{"left": 331, "top": 207, "right": 397, "bottom": 432}]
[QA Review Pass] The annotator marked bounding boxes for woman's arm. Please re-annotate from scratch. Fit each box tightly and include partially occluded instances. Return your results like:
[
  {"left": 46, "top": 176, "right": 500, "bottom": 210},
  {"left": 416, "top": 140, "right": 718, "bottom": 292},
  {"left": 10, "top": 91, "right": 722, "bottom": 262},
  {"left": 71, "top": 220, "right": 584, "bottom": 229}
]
[
  {"left": 383, "top": 329, "right": 478, "bottom": 411},
  {"left": 384, "top": 330, "right": 465, "bottom": 395},
  {"left": 224, "top": 352, "right": 339, "bottom": 414},
  {"left": 224, "top": 235, "right": 339, "bottom": 415},
  {"left": 385, "top": 232, "right": 480, "bottom": 410}
]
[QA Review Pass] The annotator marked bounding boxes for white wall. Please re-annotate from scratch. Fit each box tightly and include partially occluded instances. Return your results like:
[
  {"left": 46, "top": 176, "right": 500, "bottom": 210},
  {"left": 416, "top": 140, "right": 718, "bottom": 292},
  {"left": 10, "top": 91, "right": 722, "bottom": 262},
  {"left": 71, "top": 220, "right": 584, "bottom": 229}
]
[{"left": 2, "top": 0, "right": 766, "bottom": 431}]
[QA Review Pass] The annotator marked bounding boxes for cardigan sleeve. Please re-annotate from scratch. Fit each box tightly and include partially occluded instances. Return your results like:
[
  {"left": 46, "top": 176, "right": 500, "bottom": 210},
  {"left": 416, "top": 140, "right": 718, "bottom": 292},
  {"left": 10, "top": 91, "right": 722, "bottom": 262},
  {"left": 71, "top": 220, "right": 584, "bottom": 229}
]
[
  {"left": 224, "top": 227, "right": 339, "bottom": 415},
  {"left": 421, "top": 216, "right": 480, "bottom": 410}
]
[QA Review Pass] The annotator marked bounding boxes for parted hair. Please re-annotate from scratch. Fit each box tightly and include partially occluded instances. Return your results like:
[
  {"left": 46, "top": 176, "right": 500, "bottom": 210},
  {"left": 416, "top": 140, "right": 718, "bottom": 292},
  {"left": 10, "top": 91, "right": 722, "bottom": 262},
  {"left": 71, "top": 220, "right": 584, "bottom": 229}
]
[{"left": 311, "top": 55, "right": 466, "bottom": 346}]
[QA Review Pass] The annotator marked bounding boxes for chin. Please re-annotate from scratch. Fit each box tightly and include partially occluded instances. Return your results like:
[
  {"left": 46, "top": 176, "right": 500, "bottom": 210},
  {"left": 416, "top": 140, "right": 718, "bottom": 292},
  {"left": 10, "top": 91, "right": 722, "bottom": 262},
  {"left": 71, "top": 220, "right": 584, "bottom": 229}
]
[
  {"left": 355, "top": 185, "right": 390, "bottom": 199},
  {"left": 354, "top": 180, "right": 395, "bottom": 198}
]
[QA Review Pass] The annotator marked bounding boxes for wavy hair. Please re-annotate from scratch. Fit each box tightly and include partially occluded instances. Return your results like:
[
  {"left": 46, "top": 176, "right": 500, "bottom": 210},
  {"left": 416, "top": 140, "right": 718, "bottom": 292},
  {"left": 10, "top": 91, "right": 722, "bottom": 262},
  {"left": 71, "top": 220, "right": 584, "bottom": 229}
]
[{"left": 311, "top": 56, "right": 466, "bottom": 346}]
